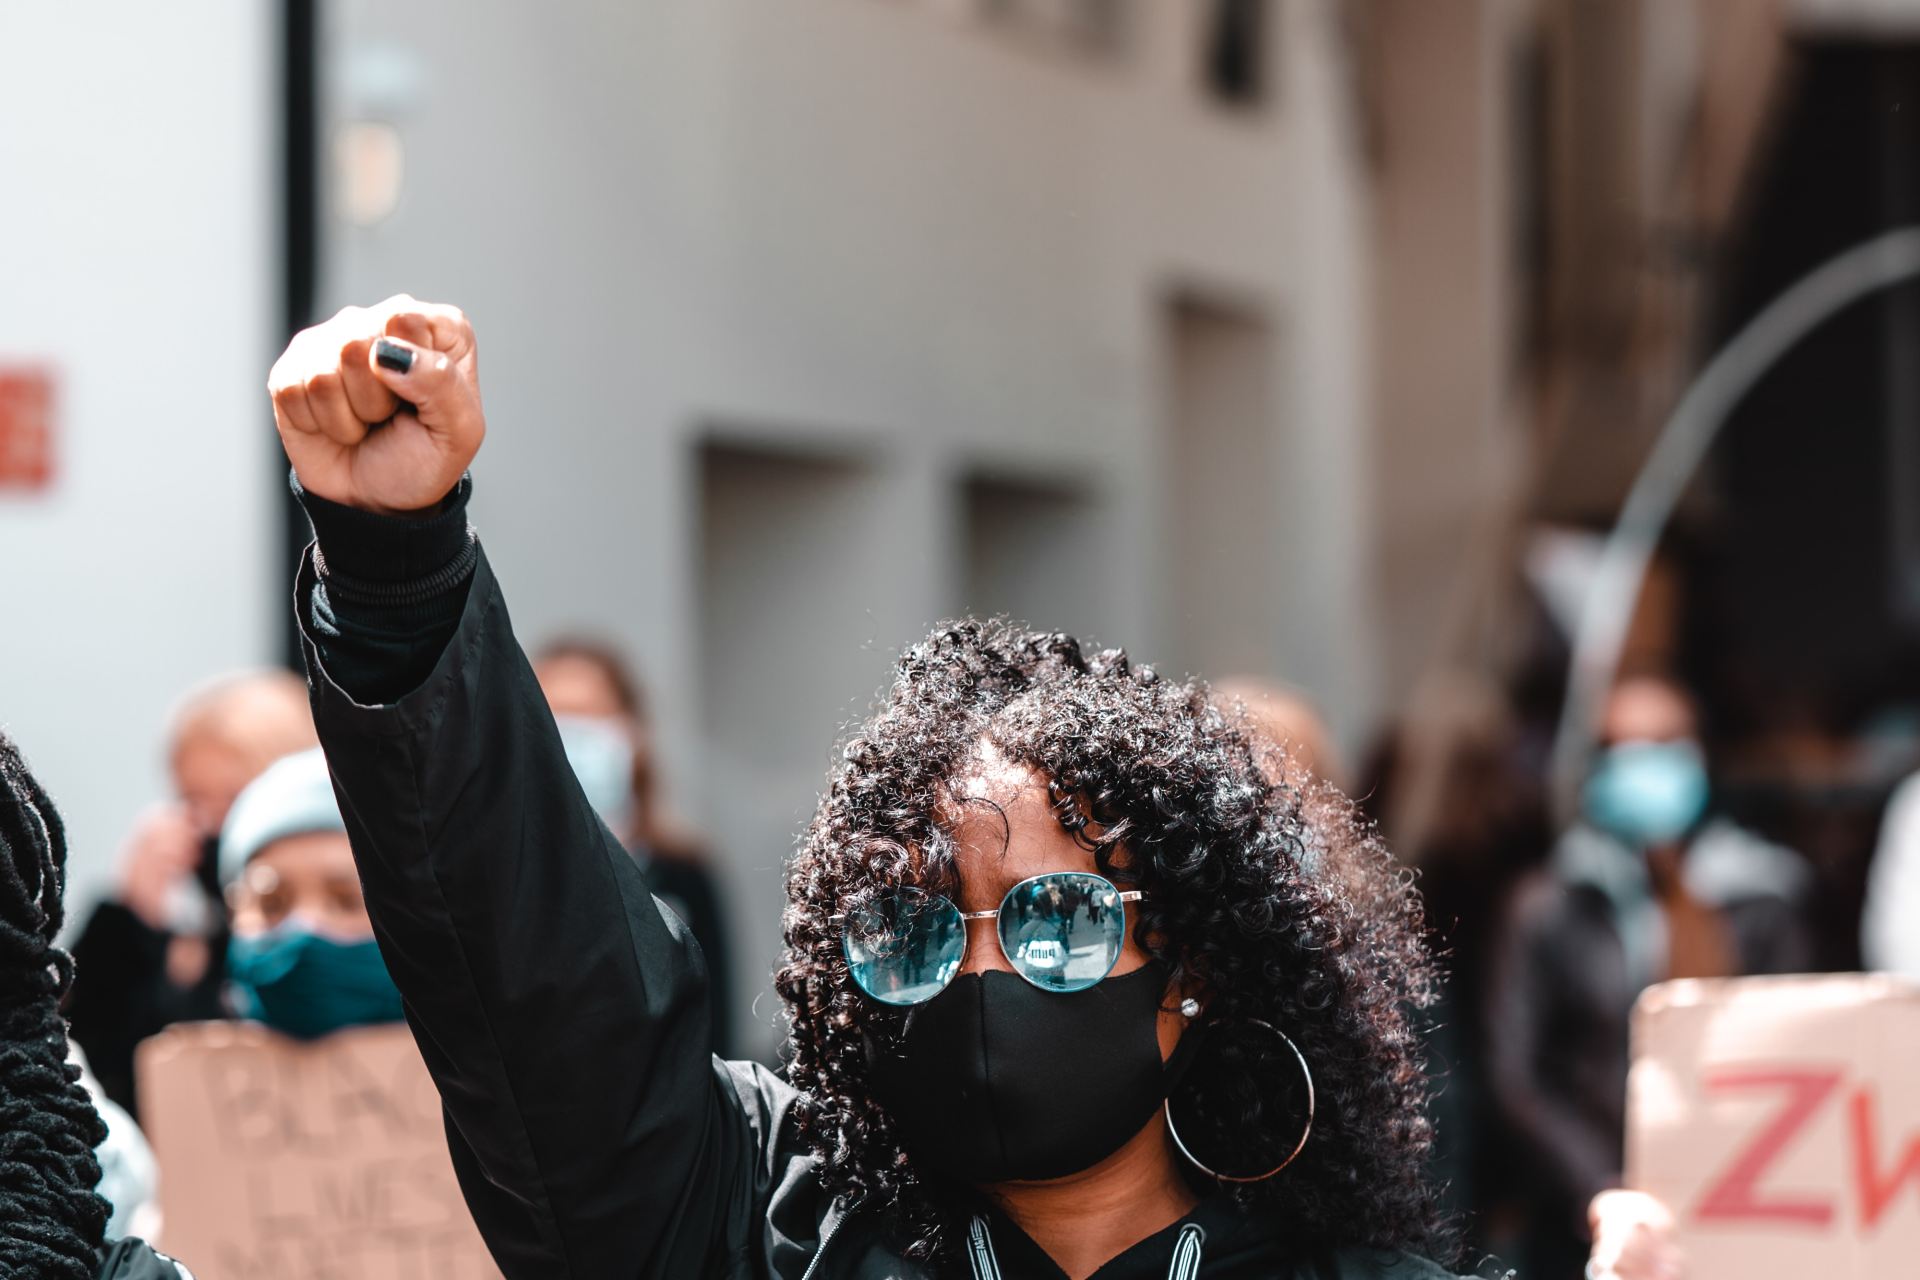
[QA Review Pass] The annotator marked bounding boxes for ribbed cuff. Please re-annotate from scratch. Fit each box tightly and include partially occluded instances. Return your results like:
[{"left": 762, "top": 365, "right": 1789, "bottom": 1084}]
[{"left": 293, "top": 470, "right": 477, "bottom": 605}]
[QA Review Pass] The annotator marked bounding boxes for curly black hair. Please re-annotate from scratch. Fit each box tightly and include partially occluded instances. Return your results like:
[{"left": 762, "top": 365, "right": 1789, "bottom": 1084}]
[{"left": 775, "top": 621, "right": 1450, "bottom": 1264}]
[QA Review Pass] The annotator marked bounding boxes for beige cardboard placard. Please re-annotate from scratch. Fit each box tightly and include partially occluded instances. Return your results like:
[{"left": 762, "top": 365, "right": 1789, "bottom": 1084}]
[
  {"left": 1626, "top": 973, "right": 1920, "bottom": 1275},
  {"left": 136, "top": 1021, "right": 501, "bottom": 1279}
]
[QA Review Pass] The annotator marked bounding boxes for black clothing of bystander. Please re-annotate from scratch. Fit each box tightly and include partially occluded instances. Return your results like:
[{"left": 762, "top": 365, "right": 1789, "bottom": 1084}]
[
  {"left": 65, "top": 884, "right": 227, "bottom": 1117},
  {"left": 94, "top": 1239, "right": 194, "bottom": 1279},
  {"left": 1485, "top": 820, "right": 1810, "bottom": 1275}
]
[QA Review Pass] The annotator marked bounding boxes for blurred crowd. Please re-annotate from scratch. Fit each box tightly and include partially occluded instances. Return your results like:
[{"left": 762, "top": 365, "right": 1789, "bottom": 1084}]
[
  {"left": 44, "top": 586, "right": 1920, "bottom": 1277},
  {"left": 52, "top": 638, "right": 732, "bottom": 1245},
  {"left": 1349, "top": 634, "right": 1920, "bottom": 1275}
]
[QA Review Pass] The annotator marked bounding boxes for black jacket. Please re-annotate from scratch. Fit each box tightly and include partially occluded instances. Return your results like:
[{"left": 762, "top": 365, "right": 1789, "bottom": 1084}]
[
  {"left": 97, "top": 1238, "right": 194, "bottom": 1279},
  {"left": 295, "top": 501, "right": 1470, "bottom": 1280}
]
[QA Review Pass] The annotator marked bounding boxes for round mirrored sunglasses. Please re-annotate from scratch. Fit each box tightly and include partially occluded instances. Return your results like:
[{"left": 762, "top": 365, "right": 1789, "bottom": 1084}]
[{"left": 842, "top": 871, "right": 1144, "bottom": 1006}]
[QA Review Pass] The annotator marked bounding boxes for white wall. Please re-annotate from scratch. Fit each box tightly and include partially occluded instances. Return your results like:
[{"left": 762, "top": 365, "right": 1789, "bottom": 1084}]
[
  {"left": 0, "top": 3, "right": 275, "bottom": 915},
  {"left": 1367, "top": 0, "right": 1523, "bottom": 700},
  {"left": 317, "top": 0, "right": 1378, "bottom": 1058}
]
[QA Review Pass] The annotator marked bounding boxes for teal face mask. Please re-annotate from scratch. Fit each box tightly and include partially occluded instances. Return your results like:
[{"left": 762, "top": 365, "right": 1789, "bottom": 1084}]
[
  {"left": 1583, "top": 740, "right": 1709, "bottom": 847},
  {"left": 227, "top": 921, "right": 404, "bottom": 1040}
]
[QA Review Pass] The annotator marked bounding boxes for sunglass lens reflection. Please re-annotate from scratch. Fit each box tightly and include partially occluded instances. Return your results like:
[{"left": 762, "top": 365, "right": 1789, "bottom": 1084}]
[
  {"left": 843, "top": 891, "right": 965, "bottom": 1006},
  {"left": 999, "top": 874, "right": 1125, "bottom": 993}
]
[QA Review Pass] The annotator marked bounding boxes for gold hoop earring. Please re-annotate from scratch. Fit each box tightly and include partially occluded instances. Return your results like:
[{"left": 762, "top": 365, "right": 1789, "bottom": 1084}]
[{"left": 1163, "top": 1018, "right": 1314, "bottom": 1183}]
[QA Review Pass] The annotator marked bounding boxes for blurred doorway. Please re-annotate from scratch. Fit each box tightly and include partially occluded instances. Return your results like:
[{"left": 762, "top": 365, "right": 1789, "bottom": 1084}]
[
  {"left": 1162, "top": 291, "right": 1279, "bottom": 682},
  {"left": 695, "top": 439, "right": 892, "bottom": 1060}
]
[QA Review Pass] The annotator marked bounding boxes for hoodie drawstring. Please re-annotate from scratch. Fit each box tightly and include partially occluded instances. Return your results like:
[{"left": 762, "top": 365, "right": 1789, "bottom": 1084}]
[
  {"left": 967, "top": 1215, "right": 1003, "bottom": 1280},
  {"left": 967, "top": 1216, "right": 1207, "bottom": 1279},
  {"left": 1168, "top": 1224, "right": 1206, "bottom": 1279}
]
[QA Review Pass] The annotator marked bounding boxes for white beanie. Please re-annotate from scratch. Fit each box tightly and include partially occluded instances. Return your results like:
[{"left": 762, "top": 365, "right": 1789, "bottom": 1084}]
[{"left": 217, "top": 748, "right": 346, "bottom": 885}]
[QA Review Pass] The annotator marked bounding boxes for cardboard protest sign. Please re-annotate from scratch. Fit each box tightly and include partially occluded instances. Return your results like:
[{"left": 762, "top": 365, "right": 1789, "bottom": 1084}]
[
  {"left": 1626, "top": 973, "right": 1920, "bottom": 1275},
  {"left": 136, "top": 1021, "right": 502, "bottom": 1280}
]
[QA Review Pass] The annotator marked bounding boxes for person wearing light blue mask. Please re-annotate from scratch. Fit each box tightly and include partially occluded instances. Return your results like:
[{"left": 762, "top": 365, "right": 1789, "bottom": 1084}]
[
  {"left": 553, "top": 713, "right": 638, "bottom": 837},
  {"left": 1486, "top": 675, "right": 1810, "bottom": 1279},
  {"left": 218, "top": 749, "right": 403, "bottom": 1039},
  {"left": 536, "top": 639, "right": 738, "bottom": 1058},
  {"left": 1581, "top": 738, "right": 1709, "bottom": 849}
]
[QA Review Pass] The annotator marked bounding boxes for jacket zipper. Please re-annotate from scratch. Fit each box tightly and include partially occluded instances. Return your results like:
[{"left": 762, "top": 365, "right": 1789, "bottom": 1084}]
[{"left": 799, "top": 1201, "right": 850, "bottom": 1280}]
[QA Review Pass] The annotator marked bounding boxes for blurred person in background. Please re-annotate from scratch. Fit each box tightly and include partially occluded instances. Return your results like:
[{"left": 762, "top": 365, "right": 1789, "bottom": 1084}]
[
  {"left": 1358, "top": 672, "right": 1549, "bottom": 1260},
  {"left": 218, "top": 748, "right": 402, "bottom": 1040},
  {"left": 535, "top": 638, "right": 735, "bottom": 1056},
  {"left": 1861, "top": 765, "right": 1920, "bottom": 976},
  {"left": 1486, "top": 672, "right": 1809, "bottom": 1277},
  {"left": 264, "top": 297, "right": 1490, "bottom": 1279},
  {"left": 1210, "top": 677, "right": 1345, "bottom": 789},
  {"left": 0, "top": 732, "right": 196, "bottom": 1278},
  {"left": 66, "top": 671, "right": 316, "bottom": 1115}
]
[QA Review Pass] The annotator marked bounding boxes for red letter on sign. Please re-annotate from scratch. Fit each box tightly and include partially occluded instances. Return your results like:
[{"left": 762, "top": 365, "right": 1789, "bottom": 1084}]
[
  {"left": 1696, "top": 1067, "right": 1845, "bottom": 1226},
  {"left": 1851, "top": 1086, "right": 1920, "bottom": 1229}
]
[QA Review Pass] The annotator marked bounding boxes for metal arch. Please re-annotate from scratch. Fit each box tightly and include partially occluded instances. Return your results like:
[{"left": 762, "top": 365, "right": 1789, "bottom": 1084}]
[{"left": 1549, "top": 226, "right": 1920, "bottom": 818}]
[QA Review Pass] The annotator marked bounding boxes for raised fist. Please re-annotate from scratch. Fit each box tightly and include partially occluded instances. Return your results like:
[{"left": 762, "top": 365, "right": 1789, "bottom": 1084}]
[{"left": 267, "top": 295, "right": 484, "bottom": 514}]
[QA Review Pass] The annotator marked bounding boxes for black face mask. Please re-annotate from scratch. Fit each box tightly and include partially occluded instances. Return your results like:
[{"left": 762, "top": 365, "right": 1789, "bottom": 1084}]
[{"left": 865, "top": 962, "right": 1197, "bottom": 1184}]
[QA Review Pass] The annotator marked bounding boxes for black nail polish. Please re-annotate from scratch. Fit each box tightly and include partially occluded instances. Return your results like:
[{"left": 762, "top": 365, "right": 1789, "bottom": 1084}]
[{"left": 375, "top": 338, "right": 414, "bottom": 374}]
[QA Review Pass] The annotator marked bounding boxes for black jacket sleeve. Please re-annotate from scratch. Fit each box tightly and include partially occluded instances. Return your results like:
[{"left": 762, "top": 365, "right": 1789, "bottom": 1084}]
[
  {"left": 293, "top": 484, "right": 785, "bottom": 1278},
  {"left": 641, "top": 854, "right": 737, "bottom": 1059}
]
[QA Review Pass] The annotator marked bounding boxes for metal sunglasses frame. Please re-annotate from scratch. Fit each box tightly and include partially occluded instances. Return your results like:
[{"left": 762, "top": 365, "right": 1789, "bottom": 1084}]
[{"left": 845, "top": 870, "right": 1146, "bottom": 1003}]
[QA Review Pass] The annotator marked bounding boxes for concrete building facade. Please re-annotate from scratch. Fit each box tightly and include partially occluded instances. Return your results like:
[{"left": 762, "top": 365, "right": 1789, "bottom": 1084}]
[{"left": 316, "top": 0, "right": 1399, "bottom": 1055}]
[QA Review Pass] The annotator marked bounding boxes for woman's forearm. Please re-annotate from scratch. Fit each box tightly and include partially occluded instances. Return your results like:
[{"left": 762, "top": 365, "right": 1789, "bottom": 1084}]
[{"left": 296, "top": 471, "right": 476, "bottom": 705}]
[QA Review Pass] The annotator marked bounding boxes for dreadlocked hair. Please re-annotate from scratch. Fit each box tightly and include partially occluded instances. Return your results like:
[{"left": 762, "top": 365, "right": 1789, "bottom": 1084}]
[
  {"left": 0, "top": 733, "right": 109, "bottom": 1277},
  {"left": 775, "top": 621, "right": 1453, "bottom": 1267}
]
